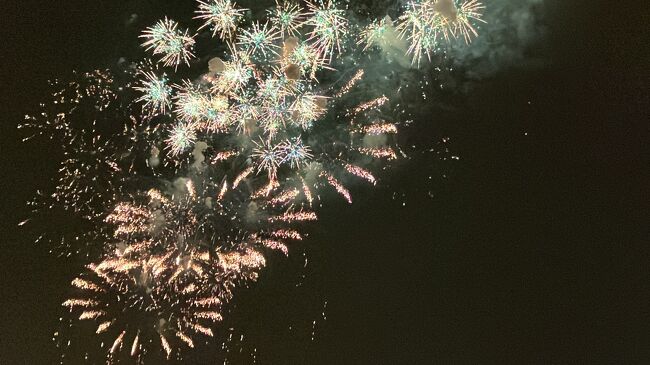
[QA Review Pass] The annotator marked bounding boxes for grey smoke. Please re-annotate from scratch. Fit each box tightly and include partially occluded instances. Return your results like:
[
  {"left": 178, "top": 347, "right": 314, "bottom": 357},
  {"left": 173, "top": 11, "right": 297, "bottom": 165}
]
[
  {"left": 148, "top": 145, "right": 160, "bottom": 168},
  {"left": 191, "top": 141, "right": 209, "bottom": 171},
  {"left": 450, "top": 0, "right": 546, "bottom": 78},
  {"left": 376, "top": 16, "right": 412, "bottom": 68}
]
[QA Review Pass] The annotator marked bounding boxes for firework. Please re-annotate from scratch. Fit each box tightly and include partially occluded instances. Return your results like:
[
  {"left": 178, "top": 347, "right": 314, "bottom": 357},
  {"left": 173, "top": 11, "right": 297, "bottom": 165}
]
[
  {"left": 453, "top": 0, "right": 486, "bottom": 43},
  {"left": 233, "top": 166, "right": 255, "bottom": 189},
  {"left": 134, "top": 71, "right": 173, "bottom": 115},
  {"left": 63, "top": 255, "right": 231, "bottom": 360},
  {"left": 270, "top": 229, "right": 303, "bottom": 240},
  {"left": 21, "top": 0, "right": 486, "bottom": 360},
  {"left": 335, "top": 69, "right": 364, "bottom": 98},
  {"left": 140, "top": 18, "right": 196, "bottom": 69},
  {"left": 290, "top": 93, "right": 327, "bottom": 128},
  {"left": 322, "top": 172, "right": 352, "bottom": 203},
  {"left": 165, "top": 122, "right": 197, "bottom": 156},
  {"left": 195, "top": 0, "right": 247, "bottom": 39},
  {"left": 359, "top": 146, "right": 397, "bottom": 160},
  {"left": 280, "top": 138, "right": 313, "bottom": 168},
  {"left": 286, "top": 41, "right": 329, "bottom": 78},
  {"left": 305, "top": 0, "right": 349, "bottom": 61},
  {"left": 252, "top": 138, "right": 283, "bottom": 179},
  {"left": 237, "top": 21, "right": 281, "bottom": 58},
  {"left": 358, "top": 17, "right": 390, "bottom": 51},
  {"left": 210, "top": 52, "right": 253, "bottom": 94},
  {"left": 345, "top": 164, "right": 377, "bottom": 185},
  {"left": 269, "top": 210, "right": 318, "bottom": 223},
  {"left": 270, "top": 188, "right": 300, "bottom": 206},
  {"left": 361, "top": 122, "right": 398, "bottom": 135},
  {"left": 396, "top": 0, "right": 485, "bottom": 65},
  {"left": 268, "top": 0, "right": 304, "bottom": 37}
]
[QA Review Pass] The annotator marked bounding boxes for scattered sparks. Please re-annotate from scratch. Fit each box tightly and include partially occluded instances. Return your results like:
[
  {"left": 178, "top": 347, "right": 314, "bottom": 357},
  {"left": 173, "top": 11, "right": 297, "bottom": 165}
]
[
  {"left": 345, "top": 164, "right": 377, "bottom": 185},
  {"left": 259, "top": 238, "right": 289, "bottom": 255},
  {"left": 233, "top": 166, "right": 254, "bottom": 189},
  {"left": 270, "top": 229, "right": 303, "bottom": 240},
  {"left": 361, "top": 122, "right": 398, "bottom": 135},
  {"left": 322, "top": 172, "right": 352, "bottom": 203},
  {"left": 335, "top": 69, "right": 364, "bottom": 97},
  {"left": 359, "top": 146, "right": 397, "bottom": 160},
  {"left": 160, "top": 334, "right": 172, "bottom": 358},
  {"left": 352, "top": 95, "right": 389, "bottom": 115},
  {"left": 269, "top": 210, "right": 318, "bottom": 223},
  {"left": 218, "top": 180, "right": 228, "bottom": 200},
  {"left": 211, "top": 150, "right": 237, "bottom": 164}
]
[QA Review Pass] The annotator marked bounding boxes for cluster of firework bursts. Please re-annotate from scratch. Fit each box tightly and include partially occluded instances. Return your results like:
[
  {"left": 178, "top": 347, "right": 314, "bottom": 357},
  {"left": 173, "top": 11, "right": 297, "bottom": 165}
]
[{"left": 20, "top": 0, "right": 483, "bottom": 362}]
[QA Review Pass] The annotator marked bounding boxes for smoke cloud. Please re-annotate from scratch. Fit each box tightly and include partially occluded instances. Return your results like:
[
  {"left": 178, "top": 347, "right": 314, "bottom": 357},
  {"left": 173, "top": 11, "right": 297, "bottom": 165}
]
[{"left": 450, "top": 0, "right": 546, "bottom": 78}]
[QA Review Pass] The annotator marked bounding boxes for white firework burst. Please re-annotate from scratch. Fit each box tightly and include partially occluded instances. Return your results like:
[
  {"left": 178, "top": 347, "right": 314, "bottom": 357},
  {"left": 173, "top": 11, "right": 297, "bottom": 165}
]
[
  {"left": 252, "top": 139, "right": 283, "bottom": 177},
  {"left": 236, "top": 21, "right": 281, "bottom": 58},
  {"left": 305, "top": 0, "right": 348, "bottom": 61},
  {"left": 140, "top": 18, "right": 196, "bottom": 69},
  {"left": 195, "top": 0, "right": 247, "bottom": 39},
  {"left": 279, "top": 138, "right": 313, "bottom": 168},
  {"left": 165, "top": 122, "right": 197, "bottom": 156},
  {"left": 134, "top": 71, "right": 173, "bottom": 115},
  {"left": 268, "top": 0, "right": 304, "bottom": 37}
]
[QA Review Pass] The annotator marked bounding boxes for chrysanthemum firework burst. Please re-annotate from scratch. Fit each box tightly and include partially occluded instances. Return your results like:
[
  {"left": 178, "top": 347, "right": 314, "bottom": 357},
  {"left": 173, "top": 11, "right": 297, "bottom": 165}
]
[
  {"left": 453, "top": 0, "right": 486, "bottom": 43},
  {"left": 195, "top": 0, "right": 247, "bottom": 39},
  {"left": 165, "top": 122, "right": 197, "bottom": 156},
  {"left": 396, "top": 0, "right": 485, "bottom": 65},
  {"left": 62, "top": 252, "right": 245, "bottom": 361},
  {"left": 268, "top": 0, "right": 304, "bottom": 37},
  {"left": 305, "top": 0, "right": 349, "bottom": 61},
  {"left": 358, "top": 17, "right": 391, "bottom": 51},
  {"left": 134, "top": 71, "right": 173, "bottom": 115},
  {"left": 252, "top": 138, "right": 284, "bottom": 178},
  {"left": 237, "top": 21, "right": 282, "bottom": 59},
  {"left": 280, "top": 138, "right": 313, "bottom": 168},
  {"left": 140, "top": 18, "right": 196, "bottom": 69}
]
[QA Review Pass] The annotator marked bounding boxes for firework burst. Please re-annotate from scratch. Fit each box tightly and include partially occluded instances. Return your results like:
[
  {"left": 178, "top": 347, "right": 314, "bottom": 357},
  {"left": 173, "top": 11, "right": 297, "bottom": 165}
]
[
  {"left": 305, "top": 0, "right": 349, "bottom": 61},
  {"left": 195, "top": 0, "right": 247, "bottom": 39},
  {"left": 21, "top": 0, "right": 486, "bottom": 360},
  {"left": 140, "top": 18, "right": 196, "bottom": 69},
  {"left": 268, "top": 0, "right": 305, "bottom": 37},
  {"left": 236, "top": 21, "right": 282, "bottom": 59},
  {"left": 396, "top": 0, "right": 485, "bottom": 65},
  {"left": 134, "top": 71, "right": 173, "bottom": 115}
]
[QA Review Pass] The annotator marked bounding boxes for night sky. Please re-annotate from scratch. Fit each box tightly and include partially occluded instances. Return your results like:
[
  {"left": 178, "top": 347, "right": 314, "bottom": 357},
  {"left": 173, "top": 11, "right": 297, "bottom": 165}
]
[{"left": 1, "top": 0, "right": 647, "bottom": 363}]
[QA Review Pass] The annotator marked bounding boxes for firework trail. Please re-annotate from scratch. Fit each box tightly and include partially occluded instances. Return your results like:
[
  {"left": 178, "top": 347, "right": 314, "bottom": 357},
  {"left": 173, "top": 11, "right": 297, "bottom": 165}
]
[{"left": 20, "top": 0, "right": 484, "bottom": 361}]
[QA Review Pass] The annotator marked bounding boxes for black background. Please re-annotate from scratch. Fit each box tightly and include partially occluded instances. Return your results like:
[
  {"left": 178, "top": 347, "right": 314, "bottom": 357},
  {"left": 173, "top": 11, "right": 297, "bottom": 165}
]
[{"left": 1, "top": 0, "right": 647, "bottom": 363}]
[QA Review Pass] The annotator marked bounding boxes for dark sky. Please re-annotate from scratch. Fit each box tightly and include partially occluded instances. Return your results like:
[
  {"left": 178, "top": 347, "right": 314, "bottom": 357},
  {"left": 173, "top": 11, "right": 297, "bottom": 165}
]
[{"left": 1, "top": 0, "right": 647, "bottom": 364}]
